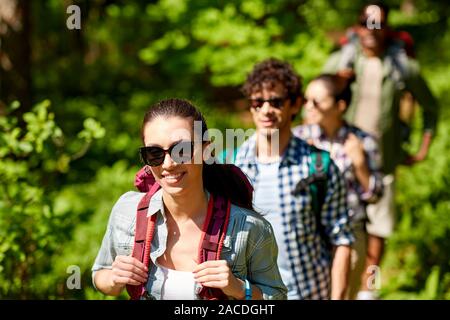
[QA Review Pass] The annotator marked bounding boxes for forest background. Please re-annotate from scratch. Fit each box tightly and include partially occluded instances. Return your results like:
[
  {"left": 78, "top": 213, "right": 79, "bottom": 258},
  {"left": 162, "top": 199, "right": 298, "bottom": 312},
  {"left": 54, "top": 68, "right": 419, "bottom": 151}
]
[{"left": 0, "top": 0, "right": 449, "bottom": 299}]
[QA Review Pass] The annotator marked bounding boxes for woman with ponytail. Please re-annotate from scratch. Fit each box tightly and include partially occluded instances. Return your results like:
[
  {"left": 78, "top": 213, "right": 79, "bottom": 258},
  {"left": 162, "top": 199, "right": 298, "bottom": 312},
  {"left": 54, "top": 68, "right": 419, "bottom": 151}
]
[
  {"left": 293, "top": 74, "right": 384, "bottom": 299},
  {"left": 92, "top": 98, "right": 287, "bottom": 300}
]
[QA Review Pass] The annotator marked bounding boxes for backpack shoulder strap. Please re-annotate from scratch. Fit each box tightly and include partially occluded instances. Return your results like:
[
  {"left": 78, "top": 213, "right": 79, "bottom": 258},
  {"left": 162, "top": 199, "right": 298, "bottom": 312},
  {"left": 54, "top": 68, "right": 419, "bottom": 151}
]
[
  {"left": 135, "top": 165, "right": 156, "bottom": 192},
  {"left": 126, "top": 182, "right": 160, "bottom": 300},
  {"left": 337, "top": 37, "right": 359, "bottom": 70},
  {"left": 199, "top": 194, "right": 231, "bottom": 261},
  {"left": 309, "top": 149, "right": 331, "bottom": 211},
  {"left": 197, "top": 193, "right": 231, "bottom": 300},
  {"left": 220, "top": 147, "right": 239, "bottom": 164},
  {"left": 309, "top": 149, "right": 331, "bottom": 248}
]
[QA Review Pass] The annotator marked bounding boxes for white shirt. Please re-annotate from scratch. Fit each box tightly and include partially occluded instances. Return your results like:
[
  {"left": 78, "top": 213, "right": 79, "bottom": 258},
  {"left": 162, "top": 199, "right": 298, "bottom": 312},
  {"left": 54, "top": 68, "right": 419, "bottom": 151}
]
[
  {"left": 355, "top": 56, "right": 383, "bottom": 138},
  {"left": 159, "top": 264, "right": 196, "bottom": 300},
  {"left": 253, "top": 160, "right": 297, "bottom": 298}
]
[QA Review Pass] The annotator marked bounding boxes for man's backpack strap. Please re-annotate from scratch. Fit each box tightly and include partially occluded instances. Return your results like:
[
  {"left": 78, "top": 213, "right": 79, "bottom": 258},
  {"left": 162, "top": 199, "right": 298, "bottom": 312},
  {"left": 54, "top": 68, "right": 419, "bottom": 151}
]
[
  {"left": 197, "top": 193, "right": 231, "bottom": 300},
  {"left": 310, "top": 150, "right": 331, "bottom": 248},
  {"left": 219, "top": 148, "right": 238, "bottom": 164},
  {"left": 292, "top": 148, "right": 331, "bottom": 248},
  {"left": 309, "top": 150, "right": 330, "bottom": 218},
  {"left": 126, "top": 182, "right": 160, "bottom": 300}
]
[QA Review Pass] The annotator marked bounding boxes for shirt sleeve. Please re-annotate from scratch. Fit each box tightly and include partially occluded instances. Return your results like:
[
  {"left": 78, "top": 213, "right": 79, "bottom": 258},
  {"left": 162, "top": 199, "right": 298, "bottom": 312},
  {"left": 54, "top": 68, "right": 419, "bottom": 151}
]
[
  {"left": 356, "top": 134, "right": 384, "bottom": 203},
  {"left": 91, "top": 192, "right": 141, "bottom": 290},
  {"left": 91, "top": 212, "right": 115, "bottom": 290},
  {"left": 322, "top": 51, "right": 343, "bottom": 73},
  {"left": 246, "top": 220, "right": 288, "bottom": 300},
  {"left": 405, "top": 59, "right": 439, "bottom": 134},
  {"left": 320, "top": 160, "right": 355, "bottom": 246},
  {"left": 292, "top": 125, "right": 307, "bottom": 140}
]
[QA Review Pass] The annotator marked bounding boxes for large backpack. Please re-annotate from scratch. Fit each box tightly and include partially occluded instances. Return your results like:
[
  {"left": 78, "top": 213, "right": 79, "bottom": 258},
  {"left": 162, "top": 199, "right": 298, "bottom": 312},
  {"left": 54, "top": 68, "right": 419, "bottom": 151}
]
[
  {"left": 338, "top": 26, "right": 415, "bottom": 58},
  {"left": 128, "top": 166, "right": 248, "bottom": 300}
]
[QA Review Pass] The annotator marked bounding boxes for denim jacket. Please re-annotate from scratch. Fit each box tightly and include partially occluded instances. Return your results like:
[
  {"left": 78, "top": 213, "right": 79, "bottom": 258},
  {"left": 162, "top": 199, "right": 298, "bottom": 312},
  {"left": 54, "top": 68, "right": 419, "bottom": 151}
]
[{"left": 92, "top": 189, "right": 287, "bottom": 300}]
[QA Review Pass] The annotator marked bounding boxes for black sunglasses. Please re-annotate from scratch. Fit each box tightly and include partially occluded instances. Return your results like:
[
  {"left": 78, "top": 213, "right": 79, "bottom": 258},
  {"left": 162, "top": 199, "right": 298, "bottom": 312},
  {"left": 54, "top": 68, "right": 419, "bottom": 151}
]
[
  {"left": 249, "top": 96, "right": 288, "bottom": 111},
  {"left": 139, "top": 140, "right": 196, "bottom": 167},
  {"left": 303, "top": 98, "right": 323, "bottom": 109}
]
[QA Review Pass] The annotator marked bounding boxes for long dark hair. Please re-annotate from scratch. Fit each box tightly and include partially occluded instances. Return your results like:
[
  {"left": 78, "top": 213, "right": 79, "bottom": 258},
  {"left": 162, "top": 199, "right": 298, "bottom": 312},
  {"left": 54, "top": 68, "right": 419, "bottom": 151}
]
[{"left": 141, "top": 98, "right": 253, "bottom": 210}]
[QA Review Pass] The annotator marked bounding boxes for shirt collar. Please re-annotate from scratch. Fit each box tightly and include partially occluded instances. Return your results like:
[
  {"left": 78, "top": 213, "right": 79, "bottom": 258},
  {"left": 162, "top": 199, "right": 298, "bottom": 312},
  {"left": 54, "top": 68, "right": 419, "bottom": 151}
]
[
  {"left": 239, "top": 133, "right": 304, "bottom": 166},
  {"left": 147, "top": 188, "right": 165, "bottom": 219},
  {"left": 336, "top": 123, "right": 349, "bottom": 140},
  {"left": 281, "top": 135, "right": 303, "bottom": 165},
  {"left": 312, "top": 122, "right": 349, "bottom": 142}
]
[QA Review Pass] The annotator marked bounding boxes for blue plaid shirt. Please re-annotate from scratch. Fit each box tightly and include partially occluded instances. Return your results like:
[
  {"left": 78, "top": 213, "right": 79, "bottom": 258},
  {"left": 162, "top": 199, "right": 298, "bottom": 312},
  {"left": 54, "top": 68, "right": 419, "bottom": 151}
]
[{"left": 234, "top": 134, "right": 354, "bottom": 299}]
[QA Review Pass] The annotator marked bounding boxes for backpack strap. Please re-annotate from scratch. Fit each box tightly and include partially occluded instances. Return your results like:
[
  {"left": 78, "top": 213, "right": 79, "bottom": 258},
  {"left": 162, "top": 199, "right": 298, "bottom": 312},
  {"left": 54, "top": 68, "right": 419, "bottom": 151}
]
[
  {"left": 337, "top": 36, "right": 358, "bottom": 70},
  {"left": 126, "top": 182, "right": 160, "bottom": 300},
  {"left": 197, "top": 193, "right": 231, "bottom": 300},
  {"left": 129, "top": 190, "right": 232, "bottom": 300},
  {"left": 219, "top": 147, "right": 238, "bottom": 164},
  {"left": 292, "top": 148, "right": 331, "bottom": 249},
  {"left": 309, "top": 150, "right": 329, "bottom": 217},
  {"left": 134, "top": 165, "right": 156, "bottom": 192},
  {"left": 310, "top": 150, "right": 331, "bottom": 249},
  {"left": 130, "top": 163, "right": 234, "bottom": 300}
]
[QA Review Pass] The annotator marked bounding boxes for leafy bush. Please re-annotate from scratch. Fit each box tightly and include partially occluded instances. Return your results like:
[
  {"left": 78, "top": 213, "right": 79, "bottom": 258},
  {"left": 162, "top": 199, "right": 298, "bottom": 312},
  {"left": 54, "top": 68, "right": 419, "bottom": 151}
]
[{"left": 0, "top": 100, "right": 104, "bottom": 298}]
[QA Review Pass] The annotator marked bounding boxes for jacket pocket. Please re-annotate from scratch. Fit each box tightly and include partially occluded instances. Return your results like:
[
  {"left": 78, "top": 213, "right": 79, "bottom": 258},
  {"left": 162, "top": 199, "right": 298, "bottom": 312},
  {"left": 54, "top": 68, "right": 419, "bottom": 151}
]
[{"left": 116, "top": 242, "right": 133, "bottom": 256}]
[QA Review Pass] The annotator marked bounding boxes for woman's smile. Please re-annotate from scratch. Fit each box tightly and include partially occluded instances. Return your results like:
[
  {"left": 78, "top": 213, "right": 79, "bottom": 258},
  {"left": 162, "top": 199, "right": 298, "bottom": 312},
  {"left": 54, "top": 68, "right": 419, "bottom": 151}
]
[{"left": 162, "top": 171, "right": 186, "bottom": 185}]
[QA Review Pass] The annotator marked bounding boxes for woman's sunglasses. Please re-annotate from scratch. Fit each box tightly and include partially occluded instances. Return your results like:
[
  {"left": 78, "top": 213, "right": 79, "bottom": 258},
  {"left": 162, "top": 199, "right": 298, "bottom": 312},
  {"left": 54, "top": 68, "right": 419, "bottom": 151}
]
[
  {"left": 249, "top": 96, "right": 288, "bottom": 111},
  {"left": 303, "top": 96, "right": 334, "bottom": 110},
  {"left": 139, "top": 140, "right": 196, "bottom": 167},
  {"left": 303, "top": 98, "right": 323, "bottom": 109}
]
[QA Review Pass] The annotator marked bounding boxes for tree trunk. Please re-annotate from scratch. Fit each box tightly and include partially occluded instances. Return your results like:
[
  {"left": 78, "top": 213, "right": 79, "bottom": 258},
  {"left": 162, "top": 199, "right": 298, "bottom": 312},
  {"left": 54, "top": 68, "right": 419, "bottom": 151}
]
[{"left": 0, "top": 0, "right": 32, "bottom": 115}]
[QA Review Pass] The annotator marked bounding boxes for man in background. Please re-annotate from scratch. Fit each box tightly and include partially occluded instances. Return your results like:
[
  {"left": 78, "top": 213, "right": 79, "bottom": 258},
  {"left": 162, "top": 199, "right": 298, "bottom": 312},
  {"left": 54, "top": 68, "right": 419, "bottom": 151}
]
[
  {"left": 323, "top": 2, "right": 439, "bottom": 299},
  {"left": 235, "top": 58, "right": 354, "bottom": 299}
]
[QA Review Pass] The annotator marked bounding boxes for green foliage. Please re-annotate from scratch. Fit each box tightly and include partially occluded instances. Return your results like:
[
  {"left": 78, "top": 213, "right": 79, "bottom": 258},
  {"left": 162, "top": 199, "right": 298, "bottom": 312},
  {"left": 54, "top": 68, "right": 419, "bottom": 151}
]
[
  {"left": 378, "top": 5, "right": 450, "bottom": 298},
  {"left": 138, "top": 0, "right": 335, "bottom": 86},
  {"left": 31, "top": 161, "right": 137, "bottom": 300},
  {"left": 381, "top": 111, "right": 450, "bottom": 299},
  {"left": 0, "top": 101, "right": 104, "bottom": 298}
]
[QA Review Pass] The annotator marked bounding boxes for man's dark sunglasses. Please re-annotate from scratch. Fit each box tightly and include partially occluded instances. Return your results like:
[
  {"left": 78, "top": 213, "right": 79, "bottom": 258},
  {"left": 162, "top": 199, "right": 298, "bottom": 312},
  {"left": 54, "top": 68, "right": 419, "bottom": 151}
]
[
  {"left": 139, "top": 140, "right": 195, "bottom": 167},
  {"left": 249, "top": 96, "right": 288, "bottom": 111}
]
